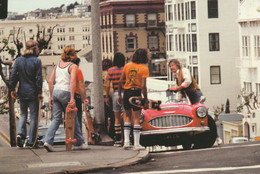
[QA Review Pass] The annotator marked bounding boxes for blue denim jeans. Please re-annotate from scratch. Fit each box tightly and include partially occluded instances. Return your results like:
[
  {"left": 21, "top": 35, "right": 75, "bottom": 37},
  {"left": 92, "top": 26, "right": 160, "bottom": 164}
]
[
  {"left": 44, "top": 90, "right": 84, "bottom": 146},
  {"left": 17, "top": 99, "right": 39, "bottom": 144}
]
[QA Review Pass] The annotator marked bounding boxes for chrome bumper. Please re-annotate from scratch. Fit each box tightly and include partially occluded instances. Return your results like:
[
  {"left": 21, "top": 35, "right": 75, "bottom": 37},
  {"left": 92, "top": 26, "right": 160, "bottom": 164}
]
[{"left": 141, "top": 127, "right": 210, "bottom": 135}]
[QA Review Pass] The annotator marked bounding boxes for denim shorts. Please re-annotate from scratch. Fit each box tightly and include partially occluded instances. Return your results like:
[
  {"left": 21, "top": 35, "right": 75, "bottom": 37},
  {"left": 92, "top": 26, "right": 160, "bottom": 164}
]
[{"left": 113, "top": 92, "right": 124, "bottom": 112}]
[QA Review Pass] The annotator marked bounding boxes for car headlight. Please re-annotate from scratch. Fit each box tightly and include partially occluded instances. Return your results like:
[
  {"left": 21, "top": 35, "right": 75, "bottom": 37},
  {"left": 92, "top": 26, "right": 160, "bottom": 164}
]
[
  {"left": 196, "top": 107, "right": 207, "bottom": 118},
  {"left": 140, "top": 112, "right": 145, "bottom": 124}
]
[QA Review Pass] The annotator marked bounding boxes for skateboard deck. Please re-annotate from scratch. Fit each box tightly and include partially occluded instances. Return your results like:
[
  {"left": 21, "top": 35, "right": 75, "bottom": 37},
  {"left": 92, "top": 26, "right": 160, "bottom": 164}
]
[
  {"left": 83, "top": 105, "right": 100, "bottom": 144},
  {"left": 129, "top": 96, "right": 161, "bottom": 110},
  {"left": 65, "top": 105, "right": 78, "bottom": 151},
  {"left": 32, "top": 99, "right": 43, "bottom": 147}
]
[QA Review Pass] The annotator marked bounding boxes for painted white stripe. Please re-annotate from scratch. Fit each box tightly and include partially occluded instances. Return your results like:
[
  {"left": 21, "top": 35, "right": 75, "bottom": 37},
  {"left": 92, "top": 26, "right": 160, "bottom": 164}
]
[
  {"left": 124, "top": 165, "right": 260, "bottom": 174},
  {"left": 27, "top": 161, "right": 82, "bottom": 168},
  {"left": 161, "top": 143, "right": 260, "bottom": 155}
]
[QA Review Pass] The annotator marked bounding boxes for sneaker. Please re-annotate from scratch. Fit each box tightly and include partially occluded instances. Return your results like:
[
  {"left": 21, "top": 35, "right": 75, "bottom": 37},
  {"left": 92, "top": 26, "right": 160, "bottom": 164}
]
[
  {"left": 73, "top": 143, "right": 89, "bottom": 150},
  {"left": 216, "top": 137, "right": 222, "bottom": 145},
  {"left": 133, "top": 145, "right": 145, "bottom": 151},
  {"left": 123, "top": 142, "right": 132, "bottom": 150},
  {"left": 114, "top": 143, "right": 122, "bottom": 147},
  {"left": 16, "top": 135, "right": 24, "bottom": 148},
  {"left": 44, "top": 142, "right": 54, "bottom": 152}
]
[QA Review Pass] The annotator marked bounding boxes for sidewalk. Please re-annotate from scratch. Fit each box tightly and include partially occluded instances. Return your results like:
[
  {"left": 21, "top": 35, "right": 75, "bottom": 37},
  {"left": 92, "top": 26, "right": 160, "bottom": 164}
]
[{"left": 0, "top": 145, "right": 149, "bottom": 174}]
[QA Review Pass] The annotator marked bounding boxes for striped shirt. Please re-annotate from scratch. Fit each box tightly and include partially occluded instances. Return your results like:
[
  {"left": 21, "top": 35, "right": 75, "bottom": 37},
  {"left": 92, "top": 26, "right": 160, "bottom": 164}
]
[{"left": 106, "top": 66, "right": 124, "bottom": 92}]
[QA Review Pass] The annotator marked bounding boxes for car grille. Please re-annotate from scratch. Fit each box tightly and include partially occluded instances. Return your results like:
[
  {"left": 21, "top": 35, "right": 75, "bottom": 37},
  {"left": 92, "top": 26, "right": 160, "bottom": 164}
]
[{"left": 148, "top": 115, "right": 193, "bottom": 128}]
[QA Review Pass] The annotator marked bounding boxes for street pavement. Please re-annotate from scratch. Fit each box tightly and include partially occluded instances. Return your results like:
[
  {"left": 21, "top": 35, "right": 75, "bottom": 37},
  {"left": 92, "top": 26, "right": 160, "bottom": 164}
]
[{"left": 0, "top": 144, "right": 149, "bottom": 174}]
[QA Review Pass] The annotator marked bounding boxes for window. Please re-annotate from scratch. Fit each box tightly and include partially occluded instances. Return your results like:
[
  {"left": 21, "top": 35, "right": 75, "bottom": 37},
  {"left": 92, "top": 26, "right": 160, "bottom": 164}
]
[
  {"left": 82, "top": 26, "right": 89, "bottom": 32},
  {"left": 254, "top": 36, "right": 260, "bottom": 58},
  {"left": 256, "top": 83, "right": 260, "bottom": 101},
  {"left": 126, "top": 14, "right": 135, "bottom": 27},
  {"left": 69, "top": 36, "right": 75, "bottom": 41},
  {"left": 177, "top": 4, "right": 180, "bottom": 21},
  {"left": 210, "top": 66, "right": 221, "bottom": 84},
  {"left": 57, "top": 28, "right": 65, "bottom": 33},
  {"left": 174, "top": 4, "right": 177, "bottom": 21},
  {"left": 69, "top": 27, "right": 74, "bottom": 32},
  {"left": 175, "top": 35, "right": 178, "bottom": 51},
  {"left": 193, "top": 66, "right": 199, "bottom": 84},
  {"left": 147, "top": 14, "right": 157, "bottom": 27},
  {"left": 181, "top": 3, "right": 184, "bottom": 20},
  {"left": 148, "top": 36, "right": 158, "bottom": 50},
  {"left": 208, "top": 0, "right": 218, "bottom": 18},
  {"left": 179, "top": 35, "right": 182, "bottom": 51},
  {"left": 191, "top": 1, "right": 196, "bottom": 19},
  {"left": 126, "top": 37, "right": 136, "bottom": 51},
  {"left": 182, "top": 34, "right": 185, "bottom": 52},
  {"left": 0, "top": 29, "right": 4, "bottom": 35},
  {"left": 185, "top": 2, "right": 190, "bottom": 20},
  {"left": 169, "top": 34, "right": 174, "bottom": 51},
  {"left": 186, "top": 34, "right": 191, "bottom": 52},
  {"left": 242, "top": 36, "right": 250, "bottom": 57},
  {"left": 209, "top": 33, "right": 220, "bottom": 51},
  {"left": 168, "top": 5, "right": 173, "bottom": 21},
  {"left": 192, "top": 34, "right": 197, "bottom": 52},
  {"left": 29, "top": 29, "right": 33, "bottom": 34},
  {"left": 244, "top": 82, "right": 252, "bottom": 94}
]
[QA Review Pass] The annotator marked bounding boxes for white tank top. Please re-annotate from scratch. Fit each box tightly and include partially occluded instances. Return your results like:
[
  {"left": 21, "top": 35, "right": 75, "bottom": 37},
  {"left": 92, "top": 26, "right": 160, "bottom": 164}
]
[{"left": 53, "top": 62, "right": 73, "bottom": 92}]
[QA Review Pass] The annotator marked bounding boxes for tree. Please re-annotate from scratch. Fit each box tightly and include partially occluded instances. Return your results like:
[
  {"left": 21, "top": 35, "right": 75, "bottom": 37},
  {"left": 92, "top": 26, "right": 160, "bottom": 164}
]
[
  {"left": 225, "top": 98, "right": 230, "bottom": 114},
  {"left": 0, "top": 24, "right": 56, "bottom": 146},
  {"left": 237, "top": 89, "right": 255, "bottom": 113}
]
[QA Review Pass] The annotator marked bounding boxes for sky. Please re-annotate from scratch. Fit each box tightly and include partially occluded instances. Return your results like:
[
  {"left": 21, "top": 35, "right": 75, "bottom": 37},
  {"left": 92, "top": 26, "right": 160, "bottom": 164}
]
[{"left": 8, "top": 0, "right": 79, "bottom": 14}]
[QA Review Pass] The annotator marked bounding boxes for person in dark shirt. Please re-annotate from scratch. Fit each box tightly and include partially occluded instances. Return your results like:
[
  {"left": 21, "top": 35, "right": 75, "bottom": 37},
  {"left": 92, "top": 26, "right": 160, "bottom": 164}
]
[{"left": 10, "top": 40, "right": 43, "bottom": 148}]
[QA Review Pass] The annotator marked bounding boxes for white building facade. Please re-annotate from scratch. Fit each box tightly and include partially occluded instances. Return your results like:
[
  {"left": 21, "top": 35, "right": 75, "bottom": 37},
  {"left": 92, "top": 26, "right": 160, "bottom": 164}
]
[
  {"left": 165, "top": 0, "right": 241, "bottom": 111},
  {"left": 0, "top": 17, "right": 91, "bottom": 60},
  {"left": 238, "top": 0, "right": 260, "bottom": 139}
]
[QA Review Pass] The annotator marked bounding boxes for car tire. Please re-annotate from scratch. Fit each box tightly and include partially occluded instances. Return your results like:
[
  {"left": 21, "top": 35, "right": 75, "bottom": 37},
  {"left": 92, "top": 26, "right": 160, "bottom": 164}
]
[{"left": 193, "top": 115, "right": 217, "bottom": 149}]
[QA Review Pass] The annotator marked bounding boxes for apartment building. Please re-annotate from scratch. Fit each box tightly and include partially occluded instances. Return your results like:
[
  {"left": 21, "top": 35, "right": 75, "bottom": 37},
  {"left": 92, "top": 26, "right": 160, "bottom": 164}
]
[
  {"left": 100, "top": 0, "right": 166, "bottom": 76},
  {"left": 238, "top": 0, "right": 260, "bottom": 138},
  {"left": 165, "top": 0, "right": 240, "bottom": 111},
  {"left": 0, "top": 17, "right": 91, "bottom": 61}
]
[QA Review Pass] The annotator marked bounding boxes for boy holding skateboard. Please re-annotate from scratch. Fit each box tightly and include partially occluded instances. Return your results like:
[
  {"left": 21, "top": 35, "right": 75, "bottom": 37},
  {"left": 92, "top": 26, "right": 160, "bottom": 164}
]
[
  {"left": 44, "top": 46, "right": 88, "bottom": 152},
  {"left": 117, "top": 48, "right": 150, "bottom": 150}
]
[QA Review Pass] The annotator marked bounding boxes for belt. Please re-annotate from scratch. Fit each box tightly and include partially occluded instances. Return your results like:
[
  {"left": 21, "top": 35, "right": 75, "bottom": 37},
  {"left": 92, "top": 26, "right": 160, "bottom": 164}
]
[{"left": 129, "top": 87, "right": 141, "bottom": 91}]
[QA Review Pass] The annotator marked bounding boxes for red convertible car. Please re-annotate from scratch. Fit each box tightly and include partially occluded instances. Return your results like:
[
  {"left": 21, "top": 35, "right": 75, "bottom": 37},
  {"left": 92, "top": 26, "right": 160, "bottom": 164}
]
[{"left": 140, "top": 90, "right": 217, "bottom": 149}]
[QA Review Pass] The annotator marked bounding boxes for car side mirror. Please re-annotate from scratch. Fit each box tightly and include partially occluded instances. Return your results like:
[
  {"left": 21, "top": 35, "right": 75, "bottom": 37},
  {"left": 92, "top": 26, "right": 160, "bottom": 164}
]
[{"left": 200, "top": 96, "right": 206, "bottom": 103}]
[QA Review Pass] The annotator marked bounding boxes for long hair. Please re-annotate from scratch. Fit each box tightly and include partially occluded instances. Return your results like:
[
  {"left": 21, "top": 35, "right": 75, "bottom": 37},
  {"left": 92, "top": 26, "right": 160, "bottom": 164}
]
[
  {"left": 23, "top": 40, "right": 39, "bottom": 56},
  {"left": 61, "top": 46, "right": 78, "bottom": 62},
  {"left": 168, "top": 59, "right": 181, "bottom": 69},
  {"left": 113, "top": 52, "right": 125, "bottom": 68},
  {"left": 132, "top": 48, "right": 149, "bottom": 64}
]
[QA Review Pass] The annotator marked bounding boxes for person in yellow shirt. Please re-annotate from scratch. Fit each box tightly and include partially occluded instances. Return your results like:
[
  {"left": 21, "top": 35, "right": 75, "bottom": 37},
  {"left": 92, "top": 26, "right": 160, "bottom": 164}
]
[{"left": 118, "top": 48, "right": 150, "bottom": 150}]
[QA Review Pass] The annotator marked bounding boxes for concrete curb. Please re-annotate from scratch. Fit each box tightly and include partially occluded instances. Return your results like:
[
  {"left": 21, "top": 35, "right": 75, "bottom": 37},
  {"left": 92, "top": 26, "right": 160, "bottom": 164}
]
[{"left": 48, "top": 150, "right": 150, "bottom": 174}]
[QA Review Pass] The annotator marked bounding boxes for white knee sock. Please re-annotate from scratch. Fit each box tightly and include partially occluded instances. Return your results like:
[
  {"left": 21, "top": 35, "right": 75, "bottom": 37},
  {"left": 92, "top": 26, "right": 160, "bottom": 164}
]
[
  {"left": 133, "top": 125, "right": 142, "bottom": 146},
  {"left": 124, "top": 122, "right": 131, "bottom": 144}
]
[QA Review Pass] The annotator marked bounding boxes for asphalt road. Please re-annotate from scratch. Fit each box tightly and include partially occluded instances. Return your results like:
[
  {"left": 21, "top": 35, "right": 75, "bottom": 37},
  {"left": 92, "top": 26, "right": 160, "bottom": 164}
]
[{"left": 94, "top": 142, "right": 260, "bottom": 174}]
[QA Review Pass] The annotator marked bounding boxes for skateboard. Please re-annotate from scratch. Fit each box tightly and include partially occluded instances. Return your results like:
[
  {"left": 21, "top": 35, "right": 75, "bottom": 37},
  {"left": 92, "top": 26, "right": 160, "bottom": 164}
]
[
  {"left": 129, "top": 96, "right": 161, "bottom": 110},
  {"left": 65, "top": 105, "right": 78, "bottom": 151},
  {"left": 83, "top": 105, "right": 100, "bottom": 144},
  {"left": 32, "top": 99, "right": 43, "bottom": 147}
]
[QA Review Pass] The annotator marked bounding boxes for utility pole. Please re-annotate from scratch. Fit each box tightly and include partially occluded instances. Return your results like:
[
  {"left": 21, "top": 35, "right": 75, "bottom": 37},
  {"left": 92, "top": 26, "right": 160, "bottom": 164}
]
[{"left": 91, "top": 0, "right": 113, "bottom": 145}]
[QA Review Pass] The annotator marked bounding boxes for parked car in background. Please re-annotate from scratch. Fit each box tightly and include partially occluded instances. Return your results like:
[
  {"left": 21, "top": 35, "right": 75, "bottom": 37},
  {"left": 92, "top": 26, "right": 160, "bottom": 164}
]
[
  {"left": 140, "top": 90, "right": 217, "bottom": 149},
  {"left": 229, "top": 137, "right": 248, "bottom": 144},
  {"left": 38, "top": 124, "right": 65, "bottom": 145}
]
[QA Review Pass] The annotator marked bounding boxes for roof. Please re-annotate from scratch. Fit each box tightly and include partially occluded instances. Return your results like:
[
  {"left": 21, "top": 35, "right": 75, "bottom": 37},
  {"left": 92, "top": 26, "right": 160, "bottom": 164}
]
[{"left": 218, "top": 113, "right": 243, "bottom": 122}]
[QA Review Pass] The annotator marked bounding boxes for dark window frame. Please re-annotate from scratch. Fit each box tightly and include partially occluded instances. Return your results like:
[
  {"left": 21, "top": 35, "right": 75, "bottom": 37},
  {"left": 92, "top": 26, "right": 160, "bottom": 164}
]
[
  {"left": 208, "top": 0, "right": 218, "bottom": 18},
  {"left": 210, "top": 66, "right": 221, "bottom": 84},
  {"left": 209, "top": 33, "right": 220, "bottom": 51}
]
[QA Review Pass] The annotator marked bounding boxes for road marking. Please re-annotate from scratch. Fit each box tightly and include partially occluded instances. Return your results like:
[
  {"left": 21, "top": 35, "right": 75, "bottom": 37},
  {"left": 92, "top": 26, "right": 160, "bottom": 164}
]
[
  {"left": 160, "top": 143, "right": 260, "bottom": 155},
  {"left": 0, "top": 129, "right": 10, "bottom": 146},
  {"left": 27, "top": 161, "right": 82, "bottom": 168},
  {"left": 125, "top": 165, "right": 260, "bottom": 174}
]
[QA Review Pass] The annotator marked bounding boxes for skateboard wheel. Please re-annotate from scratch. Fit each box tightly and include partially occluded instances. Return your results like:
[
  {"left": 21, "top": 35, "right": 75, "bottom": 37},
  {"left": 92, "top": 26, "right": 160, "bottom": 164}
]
[
  {"left": 74, "top": 108, "right": 78, "bottom": 112},
  {"left": 67, "top": 108, "right": 71, "bottom": 112},
  {"left": 72, "top": 139, "right": 77, "bottom": 143},
  {"left": 66, "top": 139, "right": 70, "bottom": 144}
]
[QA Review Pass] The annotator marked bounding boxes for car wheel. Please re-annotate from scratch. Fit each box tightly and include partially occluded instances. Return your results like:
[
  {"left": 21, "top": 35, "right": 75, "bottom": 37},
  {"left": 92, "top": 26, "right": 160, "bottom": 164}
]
[
  {"left": 193, "top": 115, "right": 217, "bottom": 149},
  {"left": 181, "top": 135, "right": 192, "bottom": 150}
]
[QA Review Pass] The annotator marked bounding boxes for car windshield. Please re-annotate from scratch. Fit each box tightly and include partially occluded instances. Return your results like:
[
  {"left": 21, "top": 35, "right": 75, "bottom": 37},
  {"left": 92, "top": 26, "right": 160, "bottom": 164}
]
[{"left": 147, "top": 91, "right": 189, "bottom": 104}]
